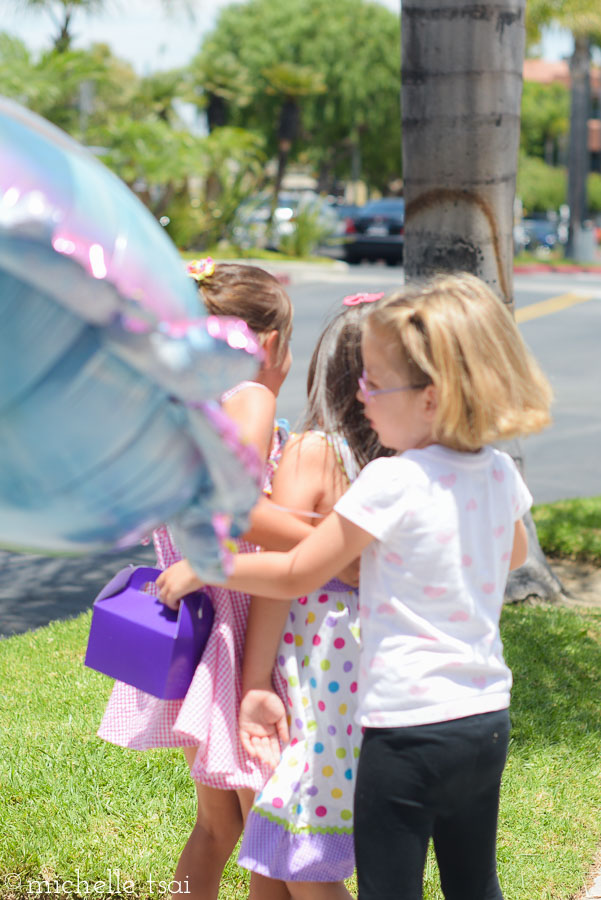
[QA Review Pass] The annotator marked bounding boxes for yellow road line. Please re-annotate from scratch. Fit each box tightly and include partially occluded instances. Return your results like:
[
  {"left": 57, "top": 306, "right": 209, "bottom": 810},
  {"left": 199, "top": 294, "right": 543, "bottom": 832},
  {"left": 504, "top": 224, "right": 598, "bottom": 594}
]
[{"left": 516, "top": 292, "right": 595, "bottom": 323}]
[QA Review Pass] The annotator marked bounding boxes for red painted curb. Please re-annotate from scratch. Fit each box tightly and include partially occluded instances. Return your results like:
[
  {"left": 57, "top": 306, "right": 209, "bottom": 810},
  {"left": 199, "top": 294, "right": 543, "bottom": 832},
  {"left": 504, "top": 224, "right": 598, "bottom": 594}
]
[{"left": 514, "top": 264, "right": 551, "bottom": 273}]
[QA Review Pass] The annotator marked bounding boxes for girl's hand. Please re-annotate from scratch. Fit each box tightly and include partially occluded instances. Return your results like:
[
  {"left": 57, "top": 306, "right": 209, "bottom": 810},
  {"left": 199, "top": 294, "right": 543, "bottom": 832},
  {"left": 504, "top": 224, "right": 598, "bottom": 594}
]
[
  {"left": 156, "top": 559, "right": 203, "bottom": 610},
  {"left": 239, "top": 688, "right": 289, "bottom": 769}
]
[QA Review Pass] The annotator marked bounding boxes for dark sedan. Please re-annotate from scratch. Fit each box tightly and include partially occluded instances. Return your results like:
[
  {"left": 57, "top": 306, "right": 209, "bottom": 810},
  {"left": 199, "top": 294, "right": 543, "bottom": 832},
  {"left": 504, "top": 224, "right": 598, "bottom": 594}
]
[
  {"left": 344, "top": 197, "right": 405, "bottom": 265},
  {"left": 522, "top": 218, "right": 559, "bottom": 252}
]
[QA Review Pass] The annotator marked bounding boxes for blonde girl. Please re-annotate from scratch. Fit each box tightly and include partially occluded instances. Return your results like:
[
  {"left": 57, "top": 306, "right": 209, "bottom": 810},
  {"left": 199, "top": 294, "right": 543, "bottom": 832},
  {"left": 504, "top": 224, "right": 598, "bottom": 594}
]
[{"left": 159, "top": 272, "right": 552, "bottom": 900}]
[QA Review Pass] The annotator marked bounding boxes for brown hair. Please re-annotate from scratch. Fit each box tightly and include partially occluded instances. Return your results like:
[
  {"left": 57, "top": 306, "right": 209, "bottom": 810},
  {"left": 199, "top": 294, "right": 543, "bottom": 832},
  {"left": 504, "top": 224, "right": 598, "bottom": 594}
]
[
  {"left": 198, "top": 263, "right": 293, "bottom": 363},
  {"left": 367, "top": 273, "right": 553, "bottom": 452},
  {"left": 302, "top": 302, "right": 394, "bottom": 469}
]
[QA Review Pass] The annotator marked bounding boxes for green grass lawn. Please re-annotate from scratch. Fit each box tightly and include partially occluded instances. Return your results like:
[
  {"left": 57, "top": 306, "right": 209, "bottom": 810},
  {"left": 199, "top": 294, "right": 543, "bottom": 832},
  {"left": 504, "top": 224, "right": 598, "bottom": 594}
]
[
  {"left": 2, "top": 604, "right": 601, "bottom": 899},
  {"left": 179, "top": 247, "right": 338, "bottom": 265},
  {"left": 1, "top": 497, "right": 600, "bottom": 899},
  {"left": 533, "top": 496, "right": 601, "bottom": 563},
  {"left": 514, "top": 249, "right": 601, "bottom": 269}
]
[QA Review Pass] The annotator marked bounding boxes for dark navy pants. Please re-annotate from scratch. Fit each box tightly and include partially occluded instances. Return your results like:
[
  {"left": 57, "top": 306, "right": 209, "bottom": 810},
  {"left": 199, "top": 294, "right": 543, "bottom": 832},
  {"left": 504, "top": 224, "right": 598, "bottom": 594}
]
[{"left": 354, "top": 709, "right": 510, "bottom": 900}]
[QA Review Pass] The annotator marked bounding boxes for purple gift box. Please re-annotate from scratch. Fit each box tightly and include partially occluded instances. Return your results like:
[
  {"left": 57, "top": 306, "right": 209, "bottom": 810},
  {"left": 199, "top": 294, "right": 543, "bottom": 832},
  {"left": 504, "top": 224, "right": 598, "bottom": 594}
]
[{"left": 84, "top": 566, "right": 213, "bottom": 699}]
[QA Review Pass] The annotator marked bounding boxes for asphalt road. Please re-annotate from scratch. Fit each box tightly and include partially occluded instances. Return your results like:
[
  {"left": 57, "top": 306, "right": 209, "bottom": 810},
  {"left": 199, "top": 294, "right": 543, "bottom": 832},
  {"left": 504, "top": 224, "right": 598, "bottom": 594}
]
[
  {"left": 512, "top": 272, "right": 601, "bottom": 504},
  {"left": 1, "top": 265, "right": 599, "bottom": 638},
  {"left": 278, "top": 267, "right": 601, "bottom": 505}
]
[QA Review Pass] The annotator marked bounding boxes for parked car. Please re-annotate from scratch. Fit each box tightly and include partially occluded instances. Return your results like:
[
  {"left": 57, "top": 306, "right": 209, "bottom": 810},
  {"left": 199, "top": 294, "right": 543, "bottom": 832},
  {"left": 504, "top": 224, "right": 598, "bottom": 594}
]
[
  {"left": 328, "top": 202, "right": 362, "bottom": 236},
  {"left": 521, "top": 218, "right": 559, "bottom": 253},
  {"left": 343, "top": 197, "right": 405, "bottom": 265},
  {"left": 233, "top": 191, "right": 337, "bottom": 252}
]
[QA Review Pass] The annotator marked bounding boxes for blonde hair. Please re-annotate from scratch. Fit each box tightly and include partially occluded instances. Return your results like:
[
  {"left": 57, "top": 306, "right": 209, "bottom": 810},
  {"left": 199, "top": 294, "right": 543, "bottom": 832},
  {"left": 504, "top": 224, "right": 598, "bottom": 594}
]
[
  {"left": 197, "top": 263, "right": 293, "bottom": 364},
  {"left": 367, "top": 273, "right": 552, "bottom": 452}
]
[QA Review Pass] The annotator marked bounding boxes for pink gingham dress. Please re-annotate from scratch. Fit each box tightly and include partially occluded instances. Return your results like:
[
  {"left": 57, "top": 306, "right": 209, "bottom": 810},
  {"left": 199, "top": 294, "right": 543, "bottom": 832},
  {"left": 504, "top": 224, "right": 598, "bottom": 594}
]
[{"left": 97, "top": 383, "right": 287, "bottom": 791}]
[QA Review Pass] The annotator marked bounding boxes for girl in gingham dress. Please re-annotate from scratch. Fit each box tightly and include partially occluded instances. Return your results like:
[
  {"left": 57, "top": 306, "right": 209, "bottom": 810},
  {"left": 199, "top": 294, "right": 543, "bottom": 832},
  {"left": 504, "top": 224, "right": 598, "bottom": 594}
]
[{"left": 99, "top": 261, "right": 309, "bottom": 900}]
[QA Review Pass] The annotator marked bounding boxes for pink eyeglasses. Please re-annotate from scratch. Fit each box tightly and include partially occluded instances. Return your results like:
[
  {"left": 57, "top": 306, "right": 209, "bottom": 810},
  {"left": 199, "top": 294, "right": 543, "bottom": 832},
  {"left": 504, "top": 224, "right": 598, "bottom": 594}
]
[{"left": 357, "top": 370, "right": 427, "bottom": 401}]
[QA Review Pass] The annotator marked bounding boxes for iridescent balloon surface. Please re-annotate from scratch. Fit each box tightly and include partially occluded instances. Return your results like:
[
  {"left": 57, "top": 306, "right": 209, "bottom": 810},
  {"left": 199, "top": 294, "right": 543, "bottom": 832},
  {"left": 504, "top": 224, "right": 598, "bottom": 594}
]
[{"left": 0, "top": 98, "right": 262, "bottom": 577}]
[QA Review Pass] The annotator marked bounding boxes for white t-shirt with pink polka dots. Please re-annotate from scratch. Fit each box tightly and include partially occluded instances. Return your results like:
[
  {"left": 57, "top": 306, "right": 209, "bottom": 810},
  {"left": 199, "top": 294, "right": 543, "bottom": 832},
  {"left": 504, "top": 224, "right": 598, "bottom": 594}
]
[{"left": 334, "top": 444, "right": 532, "bottom": 728}]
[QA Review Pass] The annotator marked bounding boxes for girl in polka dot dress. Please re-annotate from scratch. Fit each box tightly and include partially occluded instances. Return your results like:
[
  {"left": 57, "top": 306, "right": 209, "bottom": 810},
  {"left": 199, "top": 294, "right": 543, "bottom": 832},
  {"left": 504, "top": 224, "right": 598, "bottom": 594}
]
[{"left": 161, "top": 274, "right": 553, "bottom": 900}]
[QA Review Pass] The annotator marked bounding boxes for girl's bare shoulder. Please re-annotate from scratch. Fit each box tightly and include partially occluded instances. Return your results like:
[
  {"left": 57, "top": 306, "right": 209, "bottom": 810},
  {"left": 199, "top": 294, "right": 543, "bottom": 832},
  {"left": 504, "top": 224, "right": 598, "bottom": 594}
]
[
  {"left": 222, "top": 382, "right": 276, "bottom": 416},
  {"left": 279, "top": 432, "right": 348, "bottom": 513},
  {"left": 281, "top": 431, "right": 337, "bottom": 466}
]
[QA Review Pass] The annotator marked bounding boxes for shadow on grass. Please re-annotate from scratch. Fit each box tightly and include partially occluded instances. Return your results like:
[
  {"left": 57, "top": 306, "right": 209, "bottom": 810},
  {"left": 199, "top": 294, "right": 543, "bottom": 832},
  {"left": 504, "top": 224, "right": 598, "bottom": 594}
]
[
  {"left": 0, "top": 545, "right": 156, "bottom": 638},
  {"left": 502, "top": 604, "right": 601, "bottom": 747}
]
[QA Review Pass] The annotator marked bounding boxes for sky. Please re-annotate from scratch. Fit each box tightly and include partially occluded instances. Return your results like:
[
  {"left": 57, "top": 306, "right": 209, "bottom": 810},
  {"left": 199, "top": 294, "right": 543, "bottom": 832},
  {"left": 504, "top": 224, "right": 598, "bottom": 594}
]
[{"left": 1, "top": 0, "right": 574, "bottom": 75}]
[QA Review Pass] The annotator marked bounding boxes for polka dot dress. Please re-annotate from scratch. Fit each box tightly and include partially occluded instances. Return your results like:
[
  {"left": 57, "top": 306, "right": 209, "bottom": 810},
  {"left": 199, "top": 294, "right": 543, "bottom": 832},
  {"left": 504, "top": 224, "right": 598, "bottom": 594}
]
[{"left": 238, "top": 436, "right": 361, "bottom": 882}]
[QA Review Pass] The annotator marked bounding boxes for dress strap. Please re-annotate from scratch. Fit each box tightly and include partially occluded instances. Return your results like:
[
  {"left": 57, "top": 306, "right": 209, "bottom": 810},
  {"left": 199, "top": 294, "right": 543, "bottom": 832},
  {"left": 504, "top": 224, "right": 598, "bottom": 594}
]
[
  {"left": 221, "top": 380, "right": 271, "bottom": 403},
  {"left": 310, "top": 430, "right": 359, "bottom": 483}
]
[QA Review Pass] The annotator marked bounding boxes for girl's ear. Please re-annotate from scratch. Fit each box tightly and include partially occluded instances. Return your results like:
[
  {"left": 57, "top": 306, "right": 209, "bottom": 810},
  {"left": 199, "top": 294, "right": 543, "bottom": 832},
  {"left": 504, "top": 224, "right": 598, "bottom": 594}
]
[
  {"left": 422, "top": 384, "right": 438, "bottom": 419},
  {"left": 262, "top": 330, "right": 280, "bottom": 368}
]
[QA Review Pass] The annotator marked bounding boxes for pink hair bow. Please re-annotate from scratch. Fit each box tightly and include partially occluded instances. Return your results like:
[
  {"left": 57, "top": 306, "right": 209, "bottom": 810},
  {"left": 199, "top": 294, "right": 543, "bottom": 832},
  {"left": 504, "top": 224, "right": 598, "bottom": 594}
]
[{"left": 342, "top": 292, "right": 385, "bottom": 307}]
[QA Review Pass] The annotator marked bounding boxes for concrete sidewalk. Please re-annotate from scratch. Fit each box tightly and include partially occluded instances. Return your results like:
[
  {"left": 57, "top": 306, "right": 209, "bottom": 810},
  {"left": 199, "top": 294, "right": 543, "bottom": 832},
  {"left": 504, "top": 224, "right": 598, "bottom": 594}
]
[{"left": 585, "top": 871, "right": 601, "bottom": 899}]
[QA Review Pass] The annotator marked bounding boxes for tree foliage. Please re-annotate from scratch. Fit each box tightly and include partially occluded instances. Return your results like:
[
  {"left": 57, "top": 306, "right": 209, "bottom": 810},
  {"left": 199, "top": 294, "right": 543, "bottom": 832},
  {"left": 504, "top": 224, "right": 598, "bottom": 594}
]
[
  {"left": 0, "top": 33, "right": 136, "bottom": 137},
  {"left": 517, "top": 154, "right": 601, "bottom": 214},
  {"left": 526, "top": 0, "right": 601, "bottom": 46},
  {"left": 169, "top": 126, "right": 266, "bottom": 248},
  {"left": 192, "top": 0, "right": 402, "bottom": 192},
  {"left": 525, "top": 0, "right": 601, "bottom": 253},
  {"left": 2, "top": 47, "right": 101, "bottom": 136},
  {"left": 520, "top": 80, "right": 569, "bottom": 162},
  {"left": 517, "top": 153, "right": 568, "bottom": 212},
  {"left": 0, "top": 30, "right": 267, "bottom": 248}
]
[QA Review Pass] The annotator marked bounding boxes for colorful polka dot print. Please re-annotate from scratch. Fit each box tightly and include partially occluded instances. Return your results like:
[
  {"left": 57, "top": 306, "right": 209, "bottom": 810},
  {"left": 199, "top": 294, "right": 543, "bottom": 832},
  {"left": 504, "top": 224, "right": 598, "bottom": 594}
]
[{"left": 245, "top": 581, "right": 361, "bottom": 877}]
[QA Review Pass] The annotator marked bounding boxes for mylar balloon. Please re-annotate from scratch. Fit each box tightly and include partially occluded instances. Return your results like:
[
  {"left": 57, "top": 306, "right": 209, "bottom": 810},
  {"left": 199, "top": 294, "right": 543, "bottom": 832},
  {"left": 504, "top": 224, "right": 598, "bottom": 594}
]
[{"left": 0, "top": 97, "right": 263, "bottom": 579}]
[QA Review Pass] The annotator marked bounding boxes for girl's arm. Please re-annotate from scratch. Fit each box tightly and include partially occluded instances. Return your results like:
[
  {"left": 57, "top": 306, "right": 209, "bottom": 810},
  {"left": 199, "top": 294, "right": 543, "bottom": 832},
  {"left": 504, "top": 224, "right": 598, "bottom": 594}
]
[
  {"left": 153, "top": 501, "right": 316, "bottom": 610},
  {"left": 223, "top": 510, "right": 373, "bottom": 600},
  {"left": 243, "top": 433, "right": 345, "bottom": 693},
  {"left": 155, "top": 507, "right": 313, "bottom": 609},
  {"left": 222, "top": 386, "right": 316, "bottom": 549},
  {"left": 158, "top": 509, "right": 373, "bottom": 607},
  {"left": 509, "top": 519, "right": 528, "bottom": 570},
  {"left": 157, "top": 386, "right": 309, "bottom": 610},
  {"left": 221, "top": 383, "right": 276, "bottom": 462},
  {"left": 239, "top": 594, "right": 291, "bottom": 766},
  {"left": 156, "top": 437, "right": 320, "bottom": 608},
  {"left": 242, "top": 495, "right": 313, "bottom": 549},
  {"left": 229, "top": 511, "right": 527, "bottom": 599},
  {"left": 239, "top": 435, "right": 363, "bottom": 767}
]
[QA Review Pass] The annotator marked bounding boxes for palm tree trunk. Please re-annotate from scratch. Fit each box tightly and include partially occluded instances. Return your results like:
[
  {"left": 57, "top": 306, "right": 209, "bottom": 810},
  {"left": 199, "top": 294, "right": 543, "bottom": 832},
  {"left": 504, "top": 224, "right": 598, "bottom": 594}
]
[
  {"left": 402, "top": 0, "right": 525, "bottom": 306},
  {"left": 269, "top": 98, "right": 300, "bottom": 228},
  {"left": 401, "top": 0, "right": 564, "bottom": 602},
  {"left": 206, "top": 93, "right": 228, "bottom": 132},
  {"left": 566, "top": 35, "right": 591, "bottom": 258},
  {"left": 55, "top": 9, "right": 73, "bottom": 53}
]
